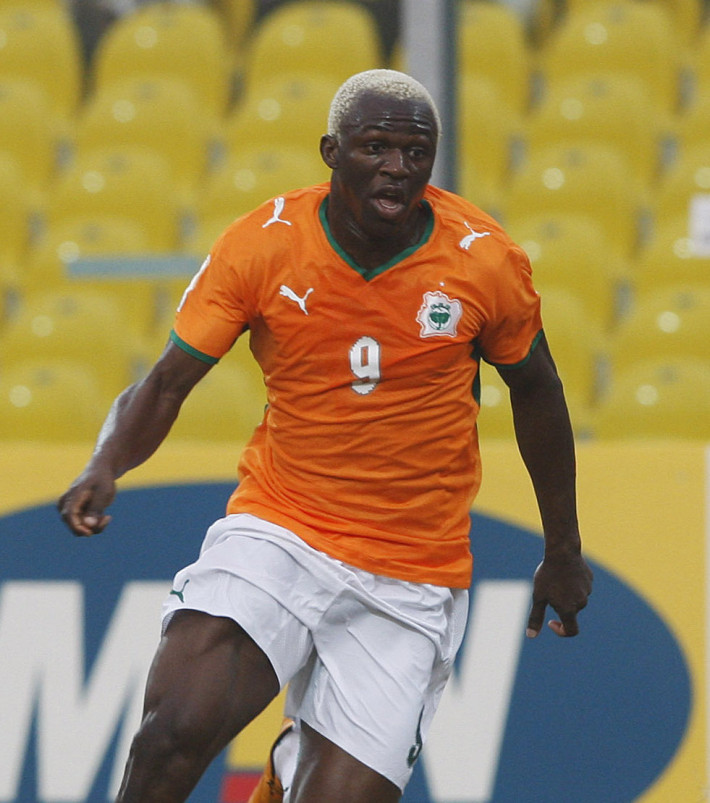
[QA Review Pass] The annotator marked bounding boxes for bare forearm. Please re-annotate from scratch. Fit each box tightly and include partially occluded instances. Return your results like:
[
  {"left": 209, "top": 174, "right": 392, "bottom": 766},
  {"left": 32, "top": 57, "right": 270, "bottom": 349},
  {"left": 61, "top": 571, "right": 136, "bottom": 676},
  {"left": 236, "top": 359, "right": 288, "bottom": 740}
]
[
  {"left": 89, "top": 376, "right": 183, "bottom": 479},
  {"left": 510, "top": 375, "right": 580, "bottom": 555},
  {"left": 498, "top": 337, "right": 592, "bottom": 638},
  {"left": 59, "top": 343, "right": 211, "bottom": 536}
]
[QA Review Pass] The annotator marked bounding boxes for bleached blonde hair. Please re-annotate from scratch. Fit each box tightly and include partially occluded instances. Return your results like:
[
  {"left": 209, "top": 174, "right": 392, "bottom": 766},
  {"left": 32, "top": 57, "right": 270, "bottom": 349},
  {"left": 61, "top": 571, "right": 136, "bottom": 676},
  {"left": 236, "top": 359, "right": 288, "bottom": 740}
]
[{"left": 327, "top": 69, "right": 441, "bottom": 143}]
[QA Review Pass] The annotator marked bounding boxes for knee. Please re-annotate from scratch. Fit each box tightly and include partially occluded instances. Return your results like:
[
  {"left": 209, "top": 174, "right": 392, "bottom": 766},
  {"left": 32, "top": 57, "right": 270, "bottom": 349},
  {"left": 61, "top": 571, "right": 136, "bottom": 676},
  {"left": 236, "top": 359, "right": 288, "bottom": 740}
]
[{"left": 128, "top": 700, "right": 219, "bottom": 766}]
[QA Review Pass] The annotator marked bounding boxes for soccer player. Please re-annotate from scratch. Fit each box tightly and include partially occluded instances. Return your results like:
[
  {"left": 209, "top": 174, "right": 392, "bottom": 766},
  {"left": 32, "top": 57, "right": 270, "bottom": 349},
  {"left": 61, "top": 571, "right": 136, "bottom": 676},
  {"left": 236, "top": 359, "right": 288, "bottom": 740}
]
[{"left": 59, "top": 69, "right": 592, "bottom": 802}]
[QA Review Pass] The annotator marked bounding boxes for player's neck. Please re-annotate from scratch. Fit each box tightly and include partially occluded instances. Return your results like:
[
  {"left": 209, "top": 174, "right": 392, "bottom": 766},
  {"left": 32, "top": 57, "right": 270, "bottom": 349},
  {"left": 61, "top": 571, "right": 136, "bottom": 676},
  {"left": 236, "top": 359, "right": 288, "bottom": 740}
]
[{"left": 327, "top": 199, "right": 428, "bottom": 272}]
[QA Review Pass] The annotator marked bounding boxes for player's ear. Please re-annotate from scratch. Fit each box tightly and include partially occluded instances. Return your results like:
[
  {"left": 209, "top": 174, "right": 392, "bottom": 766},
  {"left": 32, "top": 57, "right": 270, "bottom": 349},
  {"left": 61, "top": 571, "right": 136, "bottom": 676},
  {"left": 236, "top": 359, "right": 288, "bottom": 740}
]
[{"left": 320, "top": 134, "right": 339, "bottom": 169}]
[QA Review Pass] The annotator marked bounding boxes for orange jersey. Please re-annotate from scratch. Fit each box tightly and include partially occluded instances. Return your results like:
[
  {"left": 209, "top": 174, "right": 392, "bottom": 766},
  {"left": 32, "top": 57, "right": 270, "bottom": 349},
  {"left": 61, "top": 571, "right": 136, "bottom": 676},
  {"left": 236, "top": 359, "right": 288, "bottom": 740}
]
[{"left": 172, "top": 183, "right": 542, "bottom": 588}]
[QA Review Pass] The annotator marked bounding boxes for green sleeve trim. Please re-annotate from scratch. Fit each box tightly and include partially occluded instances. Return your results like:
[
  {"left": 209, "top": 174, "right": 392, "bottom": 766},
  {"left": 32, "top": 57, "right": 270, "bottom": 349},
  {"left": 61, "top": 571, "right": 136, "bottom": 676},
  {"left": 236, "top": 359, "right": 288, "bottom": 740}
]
[
  {"left": 169, "top": 330, "right": 220, "bottom": 365},
  {"left": 484, "top": 329, "right": 544, "bottom": 370}
]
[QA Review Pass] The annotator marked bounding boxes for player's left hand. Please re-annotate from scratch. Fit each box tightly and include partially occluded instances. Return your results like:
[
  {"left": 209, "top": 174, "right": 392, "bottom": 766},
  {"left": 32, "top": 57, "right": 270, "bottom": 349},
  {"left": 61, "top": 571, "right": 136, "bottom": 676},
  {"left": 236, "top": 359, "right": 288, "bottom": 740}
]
[{"left": 525, "top": 551, "right": 593, "bottom": 638}]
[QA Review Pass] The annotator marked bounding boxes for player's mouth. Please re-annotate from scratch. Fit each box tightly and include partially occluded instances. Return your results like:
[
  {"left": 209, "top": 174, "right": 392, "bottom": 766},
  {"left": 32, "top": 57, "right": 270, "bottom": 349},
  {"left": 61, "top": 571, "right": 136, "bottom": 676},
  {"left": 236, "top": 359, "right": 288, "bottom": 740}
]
[{"left": 371, "top": 187, "right": 407, "bottom": 220}]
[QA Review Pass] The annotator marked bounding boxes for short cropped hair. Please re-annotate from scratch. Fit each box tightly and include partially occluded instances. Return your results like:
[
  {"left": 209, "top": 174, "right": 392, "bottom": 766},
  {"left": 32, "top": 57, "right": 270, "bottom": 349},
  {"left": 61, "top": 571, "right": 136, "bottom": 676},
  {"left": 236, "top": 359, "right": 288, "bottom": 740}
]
[{"left": 327, "top": 69, "right": 441, "bottom": 143}]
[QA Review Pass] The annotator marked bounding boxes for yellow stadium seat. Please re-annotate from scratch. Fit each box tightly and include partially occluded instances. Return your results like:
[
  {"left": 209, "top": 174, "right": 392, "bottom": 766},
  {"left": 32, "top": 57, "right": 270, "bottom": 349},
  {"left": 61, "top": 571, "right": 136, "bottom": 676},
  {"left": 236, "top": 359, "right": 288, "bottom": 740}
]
[
  {"left": 457, "top": 76, "right": 523, "bottom": 194},
  {"left": 671, "top": 91, "right": 710, "bottom": 154},
  {"left": 183, "top": 215, "right": 238, "bottom": 259},
  {"left": 91, "top": 1, "right": 232, "bottom": 117},
  {"left": 632, "top": 213, "right": 710, "bottom": 294},
  {"left": 457, "top": 0, "right": 532, "bottom": 114},
  {"left": 529, "top": 0, "right": 559, "bottom": 47},
  {"left": 23, "top": 215, "right": 166, "bottom": 336},
  {"left": 226, "top": 73, "right": 339, "bottom": 155},
  {"left": 46, "top": 146, "right": 182, "bottom": 252},
  {"left": 196, "top": 145, "right": 329, "bottom": 226},
  {"left": 563, "top": 0, "right": 703, "bottom": 49},
  {"left": 653, "top": 143, "right": 710, "bottom": 225},
  {"left": 539, "top": 1, "right": 682, "bottom": 114},
  {"left": 76, "top": 77, "right": 220, "bottom": 204},
  {"left": 26, "top": 215, "right": 151, "bottom": 282},
  {"left": 695, "top": 22, "right": 710, "bottom": 96},
  {"left": 660, "top": 0, "right": 704, "bottom": 49},
  {"left": 0, "top": 152, "right": 32, "bottom": 265},
  {"left": 1, "top": 287, "right": 147, "bottom": 397},
  {"left": 244, "top": 0, "right": 382, "bottom": 92},
  {"left": 0, "top": 259, "right": 21, "bottom": 328},
  {"left": 593, "top": 356, "right": 710, "bottom": 440},
  {"left": 507, "top": 212, "right": 629, "bottom": 328},
  {"left": 0, "top": 3, "right": 82, "bottom": 120},
  {"left": 457, "top": 163, "right": 505, "bottom": 221},
  {"left": 0, "top": 358, "right": 107, "bottom": 442},
  {"left": 526, "top": 72, "right": 663, "bottom": 188},
  {"left": 475, "top": 364, "right": 514, "bottom": 441},
  {"left": 610, "top": 283, "right": 710, "bottom": 373},
  {"left": 503, "top": 143, "right": 644, "bottom": 256},
  {"left": 0, "top": 0, "right": 63, "bottom": 6},
  {"left": 168, "top": 338, "right": 267, "bottom": 444},
  {"left": 538, "top": 287, "right": 607, "bottom": 405},
  {"left": 213, "top": 0, "right": 255, "bottom": 51},
  {"left": 0, "top": 77, "right": 61, "bottom": 205}
]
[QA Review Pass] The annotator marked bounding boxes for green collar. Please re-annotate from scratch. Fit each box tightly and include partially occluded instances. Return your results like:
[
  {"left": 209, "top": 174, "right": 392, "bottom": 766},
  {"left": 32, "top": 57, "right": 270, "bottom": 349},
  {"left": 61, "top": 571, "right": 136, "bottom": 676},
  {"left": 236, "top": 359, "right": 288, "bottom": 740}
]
[{"left": 319, "top": 196, "right": 434, "bottom": 280}]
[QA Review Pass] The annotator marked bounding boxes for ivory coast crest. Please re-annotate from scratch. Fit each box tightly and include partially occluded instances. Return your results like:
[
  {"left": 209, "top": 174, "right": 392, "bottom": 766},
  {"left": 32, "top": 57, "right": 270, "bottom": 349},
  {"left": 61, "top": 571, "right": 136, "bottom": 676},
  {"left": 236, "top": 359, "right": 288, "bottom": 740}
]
[{"left": 417, "top": 290, "right": 462, "bottom": 337}]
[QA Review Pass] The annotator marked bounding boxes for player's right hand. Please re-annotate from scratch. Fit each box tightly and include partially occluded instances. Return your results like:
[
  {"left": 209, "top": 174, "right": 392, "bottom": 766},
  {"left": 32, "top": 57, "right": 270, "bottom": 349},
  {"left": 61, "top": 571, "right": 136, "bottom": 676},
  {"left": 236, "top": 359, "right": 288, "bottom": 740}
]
[{"left": 57, "top": 468, "right": 115, "bottom": 536}]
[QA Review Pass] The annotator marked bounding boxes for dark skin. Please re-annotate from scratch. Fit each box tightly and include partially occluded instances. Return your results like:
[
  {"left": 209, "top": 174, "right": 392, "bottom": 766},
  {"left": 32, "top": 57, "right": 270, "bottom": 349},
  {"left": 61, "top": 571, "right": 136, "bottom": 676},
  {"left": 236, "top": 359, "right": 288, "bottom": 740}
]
[{"left": 58, "top": 88, "right": 591, "bottom": 803}]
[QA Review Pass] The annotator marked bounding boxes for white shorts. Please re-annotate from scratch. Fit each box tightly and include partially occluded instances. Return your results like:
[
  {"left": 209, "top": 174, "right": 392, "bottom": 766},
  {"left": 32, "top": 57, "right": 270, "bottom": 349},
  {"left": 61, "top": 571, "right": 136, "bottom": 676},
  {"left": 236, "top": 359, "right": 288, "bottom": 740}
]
[{"left": 162, "top": 513, "right": 469, "bottom": 790}]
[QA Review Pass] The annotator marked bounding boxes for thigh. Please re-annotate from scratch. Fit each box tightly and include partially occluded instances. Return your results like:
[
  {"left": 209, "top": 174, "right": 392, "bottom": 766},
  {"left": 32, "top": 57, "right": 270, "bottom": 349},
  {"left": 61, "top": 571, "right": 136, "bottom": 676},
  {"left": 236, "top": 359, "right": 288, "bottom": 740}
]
[
  {"left": 290, "top": 722, "right": 401, "bottom": 803},
  {"left": 286, "top": 581, "right": 468, "bottom": 792},
  {"left": 143, "top": 610, "right": 280, "bottom": 754}
]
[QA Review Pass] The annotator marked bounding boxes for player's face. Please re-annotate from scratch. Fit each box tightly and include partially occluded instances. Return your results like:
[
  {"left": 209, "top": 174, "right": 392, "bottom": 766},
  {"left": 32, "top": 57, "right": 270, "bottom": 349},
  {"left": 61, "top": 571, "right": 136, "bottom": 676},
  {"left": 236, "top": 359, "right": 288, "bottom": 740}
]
[{"left": 321, "top": 92, "right": 438, "bottom": 239}]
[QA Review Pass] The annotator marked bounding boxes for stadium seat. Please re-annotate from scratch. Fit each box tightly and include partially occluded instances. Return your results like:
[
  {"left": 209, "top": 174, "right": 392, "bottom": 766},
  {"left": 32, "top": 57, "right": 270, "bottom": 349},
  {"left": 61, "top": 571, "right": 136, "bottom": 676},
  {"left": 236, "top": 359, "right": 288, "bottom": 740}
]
[
  {"left": 195, "top": 145, "right": 329, "bottom": 229},
  {"left": 632, "top": 214, "right": 710, "bottom": 294},
  {"left": 91, "top": 1, "right": 232, "bottom": 117},
  {"left": 475, "top": 363, "right": 515, "bottom": 441},
  {"left": 593, "top": 356, "right": 710, "bottom": 440},
  {"left": 75, "top": 77, "right": 220, "bottom": 205},
  {"left": 538, "top": 287, "right": 607, "bottom": 405},
  {"left": 168, "top": 337, "right": 267, "bottom": 443},
  {"left": 671, "top": 91, "right": 710, "bottom": 155},
  {"left": 457, "top": 163, "right": 505, "bottom": 222},
  {"left": 0, "top": 2, "right": 82, "bottom": 121},
  {"left": 457, "top": 76, "right": 523, "bottom": 195},
  {"left": 457, "top": 0, "right": 531, "bottom": 114},
  {"left": 183, "top": 216, "right": 237, "bottom": 260},
  {"left": 528, "top": 0, "right": 558, "bottom": 47},
  {"left": 243, "top": 0, "right": 383, "bottom": 92},
  {"left": 23, "top": 215, "right": 165, "bottom": 336},
  {"left": 225, "top": 73, "right": 339, "bottom": 155},
  {"left": 525, "top": 72, "right": 663, "bottom": 189},
  {"left": 212, "top": 0, "right": 256, "bottom": 53},
  {"left": 695, "top": 22, "right": 710, "bottom": 95},
  {"left": 503, "top": 143, "right": 644, "bottom": 257},
  {"left": 25, "top": 215, "right": 151, "bottom": 281},
  {"left": 0, "top": 77, "right": 62, "bottom": 207},
  {"left": 0, "top": 358, "right": 107, "bottom": 442},
  {"left": 609, "top": 283, "right": 710, "bottom": 373},
  {"left": 562, "top": 0, "right": 703, "bottom": 49},
  {"left": 539, "top": 0, "right": 682, "bottom": 114},
  {"left": 0, "top": 153, "right": 32, "bottom": 267},
  {"left": 0, "top": 260, "right": 21, "bottom": 329},
  {"left": 507, "top": 212, "right": 628, "bottom": 328},
  {"left": 46, "top": 146, "right": 182, "bottom": 252},
  {"left": 1, "top": 287, "right": 148, "bottom": 397},
  {"left": 652, "top": 142, "right": 710, "bottom": 226}
]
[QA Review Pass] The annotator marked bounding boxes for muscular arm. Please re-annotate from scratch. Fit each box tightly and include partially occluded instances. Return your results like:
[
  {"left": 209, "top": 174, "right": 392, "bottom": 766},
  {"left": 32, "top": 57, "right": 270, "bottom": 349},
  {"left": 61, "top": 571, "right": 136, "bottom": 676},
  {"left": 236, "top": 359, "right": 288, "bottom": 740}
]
[
  {"left": 58, "top": 341, "right": 212, "bottom": 536},
  {"left": 497, "top": 332, "right": 593, "bottom": 637}
]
